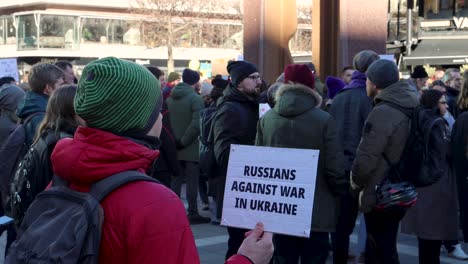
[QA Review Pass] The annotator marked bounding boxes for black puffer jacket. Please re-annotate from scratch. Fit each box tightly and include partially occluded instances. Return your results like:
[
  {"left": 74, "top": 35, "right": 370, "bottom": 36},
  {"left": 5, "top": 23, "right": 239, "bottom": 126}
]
[
  {"left": 213, "top": 85, "right": 259, "bottom": 175},
  {"left": 212, "top": 85, "right": 259, "bottom": 218},
  {"left": 452, "top": 111, "right": 468, "bottom": 195}
]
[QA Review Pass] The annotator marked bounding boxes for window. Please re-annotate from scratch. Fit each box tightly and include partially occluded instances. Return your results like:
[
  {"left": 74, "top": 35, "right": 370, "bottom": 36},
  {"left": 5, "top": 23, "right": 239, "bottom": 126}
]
[
  {"left": 424, "top": 0, "right": 468, "bottom": 19},
  {"left": 0, "top": 18, "right": 5, "bottom": 44},
  {"left": 110, "top": 20, "right": 141, "bottom": 45},
  {"left": 6, "top": 17, "right": 16, "bottom": 44},
  {"left": 82, "top": 18, "right": 109, "bottom": 43},
  {"left": 40, "top": 15, "right": 78, "bottom": 49},
  {"left": 17, "top": 15, "right": 38, "bottom": 50}
]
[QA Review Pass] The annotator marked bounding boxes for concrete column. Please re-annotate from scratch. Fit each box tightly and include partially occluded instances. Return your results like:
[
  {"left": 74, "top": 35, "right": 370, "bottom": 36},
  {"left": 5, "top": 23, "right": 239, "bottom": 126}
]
[
  {"left": 312, "top": 0, "right": 340, "bottom": 81},
  {"left": 339, "top": 0, "right": 388, "bottom": 69},
  {"left": 244, "top": 0, "right": 297, "bottom": 84},
  {"left": 313, "top": 0, "right": 387, "bottom": 78}
]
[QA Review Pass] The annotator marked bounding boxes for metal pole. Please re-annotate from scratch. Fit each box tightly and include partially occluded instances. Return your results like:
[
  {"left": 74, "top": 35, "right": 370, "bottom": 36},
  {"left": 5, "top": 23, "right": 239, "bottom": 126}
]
[{"left": 406, "top": 0, "right": 413, "bottom": 55}]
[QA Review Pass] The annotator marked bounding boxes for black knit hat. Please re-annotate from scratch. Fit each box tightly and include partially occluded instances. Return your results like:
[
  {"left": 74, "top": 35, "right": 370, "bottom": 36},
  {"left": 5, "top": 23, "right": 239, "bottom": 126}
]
[
  {"left": 366, "top": 59, "right": 400, "bottom": 89},
  {"left": 211, "top": 75, "right": 229, "bottom": 89},
  {"left": 182, "top": 68, "right": 200, "bottom": 85},
  {"left": 411, "top": 66, "right": 428, "bottom": 79},
  {"left": 227, "top": 60, "right": 258, "bottom": 87}
]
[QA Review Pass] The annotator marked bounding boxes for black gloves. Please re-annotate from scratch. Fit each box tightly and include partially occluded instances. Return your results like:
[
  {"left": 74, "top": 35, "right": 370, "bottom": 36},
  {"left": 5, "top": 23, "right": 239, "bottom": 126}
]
[{"left": 175, "top": 139, "right": 185, "bottom": 150}]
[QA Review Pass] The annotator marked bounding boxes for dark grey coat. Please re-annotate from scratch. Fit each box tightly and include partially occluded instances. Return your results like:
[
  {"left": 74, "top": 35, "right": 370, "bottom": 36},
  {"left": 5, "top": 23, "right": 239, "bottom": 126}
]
[
  {"left": 401, "top": 119, "right": 459, "bottom": 240},
  {"left": 329, "top": 86, "right": 373, "bottom": 172}
]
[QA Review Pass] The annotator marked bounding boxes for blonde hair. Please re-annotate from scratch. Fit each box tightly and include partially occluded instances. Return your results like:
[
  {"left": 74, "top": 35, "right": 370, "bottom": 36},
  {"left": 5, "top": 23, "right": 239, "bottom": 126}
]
[{"left": 458, "top": 71, "right": 468, "bottom": 110}]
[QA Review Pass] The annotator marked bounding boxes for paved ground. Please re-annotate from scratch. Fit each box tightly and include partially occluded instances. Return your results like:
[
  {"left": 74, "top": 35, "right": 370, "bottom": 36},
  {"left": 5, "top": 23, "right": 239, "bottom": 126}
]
[
  {"left": 0, "top": 189, "right": 466, "bottom": 263},
  {"left": 192, "top": 218, "right": 468, "bottom": 264}
]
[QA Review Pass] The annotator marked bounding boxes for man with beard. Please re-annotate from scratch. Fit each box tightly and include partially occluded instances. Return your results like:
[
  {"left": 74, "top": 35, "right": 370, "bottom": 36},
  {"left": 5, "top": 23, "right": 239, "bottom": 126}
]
[
  {"left": 443, "top": 68, "right": 463, "bottom": 119},
  {"left": 213, "top": 60, "right": 262, "bottom": 260}
]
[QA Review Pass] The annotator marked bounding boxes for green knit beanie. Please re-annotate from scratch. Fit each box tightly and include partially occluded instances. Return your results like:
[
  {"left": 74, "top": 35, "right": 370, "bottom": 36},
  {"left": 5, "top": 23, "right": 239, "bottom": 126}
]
[{"left": 75, "top": 57, "right": 162, "bottom": 137}]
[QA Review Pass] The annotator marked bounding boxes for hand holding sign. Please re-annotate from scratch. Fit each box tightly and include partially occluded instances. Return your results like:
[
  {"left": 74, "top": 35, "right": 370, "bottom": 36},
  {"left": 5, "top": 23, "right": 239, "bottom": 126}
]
[
  {"left": 237, "top": 222, "right": 274, "bottom": 264},
  {"left": 221, "top": 145, "right": 319, "bottom": 237}
]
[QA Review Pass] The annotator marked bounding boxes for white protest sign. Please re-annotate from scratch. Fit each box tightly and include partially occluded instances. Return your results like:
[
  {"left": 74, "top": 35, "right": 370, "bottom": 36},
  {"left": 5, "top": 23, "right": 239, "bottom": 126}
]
[
  {"left": 0, "top": 58, "right": 19, "bottom": 82},
  {"left": 259, "top": 103, "right": 271, "bottom": 118},
  {"left": 379, "top": 54, "right": 396, "bottom": 63},
  {"left": 221, "top": 144, "right": 319, "bottom": 238}
]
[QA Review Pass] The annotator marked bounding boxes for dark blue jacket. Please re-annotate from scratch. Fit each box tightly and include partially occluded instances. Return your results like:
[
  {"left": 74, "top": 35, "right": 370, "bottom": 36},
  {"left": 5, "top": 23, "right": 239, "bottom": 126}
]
[
  {"left": 16, "top": 91, "right": 48, "bottom": 147},
  {"left": 329, "top": 72, "right": 373, "bottom": 172}
]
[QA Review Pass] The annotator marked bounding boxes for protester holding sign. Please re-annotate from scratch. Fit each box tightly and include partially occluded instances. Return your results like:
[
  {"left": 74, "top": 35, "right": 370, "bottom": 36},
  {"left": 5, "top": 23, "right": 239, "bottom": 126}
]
[
  {"left": 255, "top": 64, "right": 346, "bottom": 263},
  {"left": 213, "top": 60, "right": 262, "bottom": 259}
]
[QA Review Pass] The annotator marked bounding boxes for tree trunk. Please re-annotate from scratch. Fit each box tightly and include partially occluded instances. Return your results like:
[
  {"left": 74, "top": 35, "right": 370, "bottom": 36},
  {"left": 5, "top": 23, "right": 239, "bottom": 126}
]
[{"left": 167, "top": 17, "right": 175, "bottom": 73}]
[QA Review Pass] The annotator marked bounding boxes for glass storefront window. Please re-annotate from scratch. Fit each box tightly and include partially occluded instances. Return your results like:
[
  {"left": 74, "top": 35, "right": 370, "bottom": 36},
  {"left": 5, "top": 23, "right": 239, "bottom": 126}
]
[
  {"left": 424, "top": 0, "right": 468, "bottom": 19},
  {"left": 17, "top": 15, "right": 38, "bottom": 50},
  {"left": 6, "top": 17, "right": 16, "bottom": 44},
  {"left": 82, "top": 18, "right": 109, "bottom": 43},
  {"left": 0, "top": 18, "right": 5, "bottom": 45},
  {"left": 40, "top": 15, "right": 78, "bottom": 49}
]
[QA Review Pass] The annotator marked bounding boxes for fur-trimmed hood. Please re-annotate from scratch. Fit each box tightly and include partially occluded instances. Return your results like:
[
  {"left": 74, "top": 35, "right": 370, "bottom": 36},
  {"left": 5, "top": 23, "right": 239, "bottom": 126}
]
[{"left": 274, "top": 83, "right": 323, "bottom": 117}]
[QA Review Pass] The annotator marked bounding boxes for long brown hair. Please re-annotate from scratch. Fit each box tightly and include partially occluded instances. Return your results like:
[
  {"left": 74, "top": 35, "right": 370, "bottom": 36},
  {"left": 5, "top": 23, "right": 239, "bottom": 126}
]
[
  {"left": 35, "top": 85, "right": 79, "bottom": 142},
  {"left": 458, "top": 71, "right": 468, "bottom": 110}
]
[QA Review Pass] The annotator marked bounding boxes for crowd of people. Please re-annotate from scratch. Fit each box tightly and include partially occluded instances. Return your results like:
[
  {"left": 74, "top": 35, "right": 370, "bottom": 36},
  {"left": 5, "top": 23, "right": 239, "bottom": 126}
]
[{"left": 0, "top": 50, "right": 466, "bottom": 264}]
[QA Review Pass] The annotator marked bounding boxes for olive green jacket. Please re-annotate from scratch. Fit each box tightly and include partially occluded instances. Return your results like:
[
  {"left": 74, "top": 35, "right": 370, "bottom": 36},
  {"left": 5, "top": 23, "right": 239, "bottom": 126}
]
[
  {"left": 166, "top": 82, "right": 204, "bottom": 162},
  {"left": 256, "top": 84, "right": 346, "bottom": 232}
]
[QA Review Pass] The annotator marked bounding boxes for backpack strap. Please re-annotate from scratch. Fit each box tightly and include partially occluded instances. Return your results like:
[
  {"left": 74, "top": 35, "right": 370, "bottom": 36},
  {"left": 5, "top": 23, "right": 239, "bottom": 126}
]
[
  {"left": 21, "top": 112, "right": 45, "bottom": 126},
  {"left": 89, "top": 171, "right": 160, "bottom": 202}
]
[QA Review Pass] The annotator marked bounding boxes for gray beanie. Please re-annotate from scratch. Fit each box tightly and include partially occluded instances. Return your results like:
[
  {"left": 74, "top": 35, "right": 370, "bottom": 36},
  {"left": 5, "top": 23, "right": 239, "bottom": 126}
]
[
  {"left": 0, "top": 84, "right": 25, "bottom": 112},
  {"left": 366, "top": 59, "right": 400, "bottom": 89},
  {"left": 353, "top": 50, "right": 380, "bottom": 73}
]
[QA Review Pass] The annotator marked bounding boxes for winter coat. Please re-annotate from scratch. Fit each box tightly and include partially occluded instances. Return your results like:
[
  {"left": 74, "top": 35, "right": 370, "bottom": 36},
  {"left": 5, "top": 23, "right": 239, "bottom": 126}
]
[
  {"left": 0, "top": 114, "right": 17, "bottom": 147},
  {"left": 51, "top": 127, "right": 200, "bottom": 264},
  {"left": 329, "top": 71, "right": 373, "bottom": 172},
  {"left": 213, "top": 85, "right": 259, "bottom": 176},
  {"left": 255, "top": 84, "right": 346, "bottom": 232},
  {"left": 225, "top": 255, "right": 253, "bottom": 264},
  {"left": 452, "top": 111, "right": 468, "bottom": 206},
  {"left": 151, "top": 101, "right": 181, "bottom": 182},
  {"left": 212, "top": 85, "right": 259, "bottom": 219},
  {"left": 401, "top": 115, "right": 459, "bottom": 240},
  {"left": 446, "top": 86, "right": 460, "bottom": 119},
  {"left": 16, "top": 91, "right": 48, "bottom": 148},
  {"left": 166, "top": 82, "right": 205, "bottom": 162},
  {"left": 351, "top": 80, "right": 419, "bottom": 213}
]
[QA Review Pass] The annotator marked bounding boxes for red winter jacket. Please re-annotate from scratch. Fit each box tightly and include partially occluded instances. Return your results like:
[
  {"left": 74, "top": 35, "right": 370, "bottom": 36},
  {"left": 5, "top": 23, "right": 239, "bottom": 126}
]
[
  {"left": 51, "top": 127, "right": 199, "bottom": 264},
  {"left": 225, "top": 255, "right": 253, "bottom": 264}
]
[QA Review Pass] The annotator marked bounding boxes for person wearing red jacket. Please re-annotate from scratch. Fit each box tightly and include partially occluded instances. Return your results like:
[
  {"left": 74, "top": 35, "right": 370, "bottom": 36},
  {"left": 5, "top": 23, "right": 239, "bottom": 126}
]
[{"left": 51, "top": 57, "right": 271, "bottom": 264}]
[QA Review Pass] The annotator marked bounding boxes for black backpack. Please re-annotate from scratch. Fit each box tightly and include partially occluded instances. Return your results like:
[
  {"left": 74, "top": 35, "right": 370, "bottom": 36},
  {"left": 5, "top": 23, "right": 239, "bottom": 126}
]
[
  {"left": 199, "top": 106, "right": 218, "bottom": 177},
  {"left": 6, "top": 171, "right": 159, "bottom": 264},
  {"left": 5, "top": 131, "right": 72, "bottom": 226},
  {"left": 0, "top": 113, "right": 43, "bottom": 197},
  {"left": 199, "top": 102, "right": 228, "bottom": 177},
  {"left": 384, "top": 104, "right": 443, "bottom": 187}
]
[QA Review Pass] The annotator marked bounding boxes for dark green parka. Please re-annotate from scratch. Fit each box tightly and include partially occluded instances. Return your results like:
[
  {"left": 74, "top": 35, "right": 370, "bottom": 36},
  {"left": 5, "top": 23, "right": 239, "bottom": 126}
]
[
  {"left": 255, "top": 83, "right": 346, "bottom": 232},
  {"left": 166, "top": 82, "right": 204, "bottom": 162}
]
